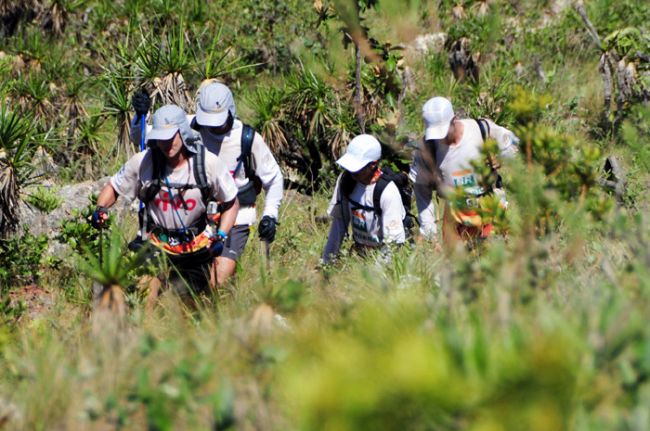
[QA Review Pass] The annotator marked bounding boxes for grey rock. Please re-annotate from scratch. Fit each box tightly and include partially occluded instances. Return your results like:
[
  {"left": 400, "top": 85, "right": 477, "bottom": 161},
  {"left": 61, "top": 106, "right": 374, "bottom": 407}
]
[{"left": 19, "top": 177, "right": 135, "bottom": 255}]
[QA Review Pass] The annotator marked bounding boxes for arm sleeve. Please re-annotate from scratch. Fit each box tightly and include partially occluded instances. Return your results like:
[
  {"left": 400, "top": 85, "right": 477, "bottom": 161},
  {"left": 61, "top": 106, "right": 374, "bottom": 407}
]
[
  {"left": 322, "top": 178, "right": 348, "bottom": 263},
  {"left": 109, "top": 152, "right": 144, "bottom": 200},
  {"left": 410, "top": 150, "right": 438, "bottom": 238},
  {"left": 251, "top": 133, "right": 284, "bottom": 220},
  {"left": 322, "top": 217, "right": 347, "bottom": 264},
  {"left": 486, "top": 120, "right": 519, "bottom": 159},
  {"left": 414, "top": 183, "right": 438, "bottom": 238},
  {"left": 380, "top": 183, "right": 406, "bottom": 245}
]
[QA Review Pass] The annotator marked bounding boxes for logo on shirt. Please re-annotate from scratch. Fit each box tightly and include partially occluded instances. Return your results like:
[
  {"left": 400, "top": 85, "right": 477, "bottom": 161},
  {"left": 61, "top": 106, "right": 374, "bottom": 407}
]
[{"left": 154, "top": 190, "right": 197, "bottom": 212}]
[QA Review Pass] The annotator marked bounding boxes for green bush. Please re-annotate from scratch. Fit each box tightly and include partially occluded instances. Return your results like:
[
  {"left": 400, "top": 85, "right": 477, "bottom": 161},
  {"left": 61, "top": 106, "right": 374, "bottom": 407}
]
[
  {"left": 0, "top": 227, "right": 48, "bottom": 288},
  {"left": 25, "top": 185, "right": 62, "bottom": 213}
]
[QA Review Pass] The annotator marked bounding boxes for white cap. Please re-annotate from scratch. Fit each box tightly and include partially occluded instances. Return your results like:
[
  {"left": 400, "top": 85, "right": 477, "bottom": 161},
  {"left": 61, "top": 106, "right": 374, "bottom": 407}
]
[
  {"left": 195, "top": 82, "right": 236, "bottom": 127},
  {"left": 422, "top": 97, "right": 454, "bottom": 140},
  {"left": 336, "top": 134, "right": 382, "bottom": 173},
  {"left": 146, "top": 105, "right": 199, "bottom": 153}
]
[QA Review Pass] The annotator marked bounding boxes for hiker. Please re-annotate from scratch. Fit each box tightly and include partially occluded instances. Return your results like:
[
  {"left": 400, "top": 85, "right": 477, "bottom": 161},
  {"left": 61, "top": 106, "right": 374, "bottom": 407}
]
[
  {"left": 131, "top": 84, "right": 283, "bottom": 284},
  {"left": 92, "top": 104, "right": 240, "bottom": 295},
  {"left": 191, "top": 81, "right": 284, "bottom": 284},
  {"left": 322, "top": 134, "right": 406, "bottom": 264},
  {"left": 409, "top": 96, "right": 519, "bottom": 248}
]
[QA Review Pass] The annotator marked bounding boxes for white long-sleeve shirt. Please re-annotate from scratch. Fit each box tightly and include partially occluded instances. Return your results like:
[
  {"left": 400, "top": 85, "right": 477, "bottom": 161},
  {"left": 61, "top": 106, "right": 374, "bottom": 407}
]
[
  {"left": 322, "top": 174, "right": 406, "bottom": 263},
  {"left": 409, "top": 118, "right": 518, "bottom": 238},
  {"left": 132, "top": 116, "right": 283, "bottom": 226},
  {"left": 195, "top": 118, "right": 283, "bottom": 226}
]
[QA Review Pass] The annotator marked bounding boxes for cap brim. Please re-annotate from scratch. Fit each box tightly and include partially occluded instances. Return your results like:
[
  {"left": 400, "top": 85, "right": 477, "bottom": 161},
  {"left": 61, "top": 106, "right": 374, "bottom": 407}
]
[
  {"left": 195, "top": 107, "right": 229, "bottom": 127},
  {"left": 336, "top": 153, "right": 370, "bottom": 173},
  {"left": 424, "top": 123, "right": 450, "bottom": 140},
  {"left": 146, "top": 126, "right": 179, "bottom": 142}
]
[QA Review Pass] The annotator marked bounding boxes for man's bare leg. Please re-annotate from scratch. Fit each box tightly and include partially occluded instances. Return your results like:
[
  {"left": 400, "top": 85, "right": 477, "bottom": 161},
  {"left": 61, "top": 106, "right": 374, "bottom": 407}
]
[
  {"left": 140, "top": 275, "right": 162, "bottom": 313},
  {"left": 214, "top": 256, "right": 237, "bottom": 286}
]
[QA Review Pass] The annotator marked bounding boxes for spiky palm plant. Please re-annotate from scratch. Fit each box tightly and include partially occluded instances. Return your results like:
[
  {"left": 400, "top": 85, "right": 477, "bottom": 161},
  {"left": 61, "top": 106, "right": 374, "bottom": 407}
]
[
  {"left": 62, "top": 77, "right": 88, "bottom": 149},
  {"left": 284, "top": 68, "right": 338, "bottom": 184},
  {"left": 10, "top": 27, "right": 46, "bottom": 72},
  {"left": 286, "top": 68, "right": 335, "bottom": 142},
  {"left": 282, "top": 67, "right": 367, "bottom": 186},
  {"left": 148, "top": 26, "right": 194, "bottom": 111},
  {"left": 12, "top": 72, "right": 55, "bottom": 126},
  {"left": 326, "top": 98, "right": 358, "bottom": 160},
  {"left": 68, "top": 112, "right": 105, "bottom": 179},
  {"left": 198, "top": 28, "right": 259, "bottom": 81},
  {"left": 39, "top": 0, "right": 68, "bottom": 37},
  {"left": 134, "top": 32, "right": 163, "bottom": 96},
  {"left": 248, "top": 86, "right": 288, "bottom": 156},
  {"left": 0, "top": 105, "right": 36, "bottom": 237},
  {"left": 101, "top": 70, "right": 135, "bottom": 159},
  {"left": 76, "top": 113, "right": 105, "bottom": 155},
  {"left": 78, "top": 229, "right": 135, "bottom": 316}
]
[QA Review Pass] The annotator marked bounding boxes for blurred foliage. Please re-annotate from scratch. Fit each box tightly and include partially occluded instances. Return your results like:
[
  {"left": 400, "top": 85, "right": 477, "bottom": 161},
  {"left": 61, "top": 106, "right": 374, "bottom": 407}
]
[{"left": 282, "top": 299, "right": 581, "bottom": 431}]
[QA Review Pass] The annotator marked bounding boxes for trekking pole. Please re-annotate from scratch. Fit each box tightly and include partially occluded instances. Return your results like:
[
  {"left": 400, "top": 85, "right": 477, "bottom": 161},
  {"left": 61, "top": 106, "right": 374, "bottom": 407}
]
[
  {"left": 139, "top": 113, "right": 146, "bottom": 210},
  {"left": 258, "top": 236, "right": 271, "bottom": 275},
  {"left": 264, "top": 240, "right": 271, "bottom": 273},
  {"left": 140, "top": 113, "right": 146, "bottom": 151}
]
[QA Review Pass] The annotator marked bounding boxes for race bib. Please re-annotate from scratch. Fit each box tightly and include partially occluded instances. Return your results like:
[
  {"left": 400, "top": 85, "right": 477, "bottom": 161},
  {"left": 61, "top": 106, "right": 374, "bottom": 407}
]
[
  {"left": 451, "top": 169, "right": 485, "bottom": 196},
  {"left": 351, "top": 209, "right": 380, "bottom": 246}
]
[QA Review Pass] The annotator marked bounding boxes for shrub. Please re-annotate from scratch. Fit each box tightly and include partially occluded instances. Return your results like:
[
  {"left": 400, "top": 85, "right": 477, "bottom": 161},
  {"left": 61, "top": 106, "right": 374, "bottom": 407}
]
[
  {"left": 0, "top": 227, "right": 48, "bottom": 287},
  {"left": 25, "top": 185, "right": 62, "bottom": 213}
]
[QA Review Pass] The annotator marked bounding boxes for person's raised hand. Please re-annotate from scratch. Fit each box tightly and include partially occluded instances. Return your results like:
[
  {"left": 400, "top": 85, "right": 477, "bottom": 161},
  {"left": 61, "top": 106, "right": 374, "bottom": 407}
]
[{"left": 131, "top": 89, "right": 151, "bottom": 117}]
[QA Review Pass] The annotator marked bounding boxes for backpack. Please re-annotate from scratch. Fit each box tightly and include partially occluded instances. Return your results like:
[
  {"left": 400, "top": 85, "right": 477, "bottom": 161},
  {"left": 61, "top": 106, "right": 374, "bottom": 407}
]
[
  {"left": 232, "top": 124, "right": 263, "bottom": 207},
  {"left": 339, "top": 167, "right": 417, "bottom": 236}
]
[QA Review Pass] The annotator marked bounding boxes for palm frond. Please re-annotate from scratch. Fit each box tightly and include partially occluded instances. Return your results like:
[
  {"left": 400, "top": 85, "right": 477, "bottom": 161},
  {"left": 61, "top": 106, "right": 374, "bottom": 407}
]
[
  {"left": 0, "top": 105, "right": 36, "bottom": 236},
  {"left": 248, "top": 86, "right": 289, "bottom": 156},
  {"left": 100, "top": 70, "right": 135, "bottom": 158}
]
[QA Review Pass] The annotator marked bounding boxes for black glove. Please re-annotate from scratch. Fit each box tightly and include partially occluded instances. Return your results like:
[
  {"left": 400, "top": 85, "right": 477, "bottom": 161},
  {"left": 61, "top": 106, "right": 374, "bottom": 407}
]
[
  {"left": 90, "top": 206, "right": 109, "bottom": 229},
  {"left": 258, "top": 216, "right": 277, "bottom": 243},
  {"left": 131, "top": 89, "right": 151, "bottom": 116}
]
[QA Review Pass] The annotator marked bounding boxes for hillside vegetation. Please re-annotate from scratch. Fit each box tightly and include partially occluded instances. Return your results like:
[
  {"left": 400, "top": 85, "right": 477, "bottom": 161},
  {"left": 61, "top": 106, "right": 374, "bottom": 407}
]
[{"left": 1, "top": 0, "right": 649, "bottom": 429}]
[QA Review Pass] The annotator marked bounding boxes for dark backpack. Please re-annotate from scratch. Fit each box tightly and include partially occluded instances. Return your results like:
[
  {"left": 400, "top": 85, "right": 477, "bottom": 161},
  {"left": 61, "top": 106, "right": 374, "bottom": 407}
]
[
  {"left": 232, "top": 124, "right": 263, "bottom": 207},
  {"left": 340, "top": 167, "right": 417, "bottom": 235}
]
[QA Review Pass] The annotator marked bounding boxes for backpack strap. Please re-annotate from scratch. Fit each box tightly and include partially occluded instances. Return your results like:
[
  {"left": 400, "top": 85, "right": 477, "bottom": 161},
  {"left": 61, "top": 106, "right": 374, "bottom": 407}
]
[
  {"left": 235, "top": 124, "right": 255, "bottom": 179},
  {"left": 475, "top": 118, "right": 490, "bottom": 141},
  {"left": 192, "top": 145, "right": 211, "bottom": 203},
  {"left": 139, "top": 148, "right": 165, "bottom": 239},
  {"left": 475, "top": 118, "right": 503, "bottom": 189},
  {"left": 340, "top": 172, "right": 391, "bottom": 217},
  {"left": 372, "top": 175, "right": 390, "bottom": 217},
  {"left": 337, "top": 173, "right": 354, "bottom": 232}
]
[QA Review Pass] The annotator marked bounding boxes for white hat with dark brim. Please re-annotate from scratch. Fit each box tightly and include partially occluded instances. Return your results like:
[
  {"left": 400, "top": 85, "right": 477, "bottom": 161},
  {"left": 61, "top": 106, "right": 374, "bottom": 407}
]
[
  {"left": 336, "top": 134, "right": 382, "bottom": 173},
  {"left": 422, "top": 96, "right": 454, "bottom": 140},
  {"left": 195, "top": 82, "right": 236, "bottom": 127},
  {"left": 146, "top": 105, "right": 199, "bottom": 153}
]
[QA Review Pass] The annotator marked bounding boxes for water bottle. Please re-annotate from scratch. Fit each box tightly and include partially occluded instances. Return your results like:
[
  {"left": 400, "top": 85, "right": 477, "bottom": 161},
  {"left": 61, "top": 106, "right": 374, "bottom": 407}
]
[{"left": 207, "top": 201, "right": 219, "bottom": 224}]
